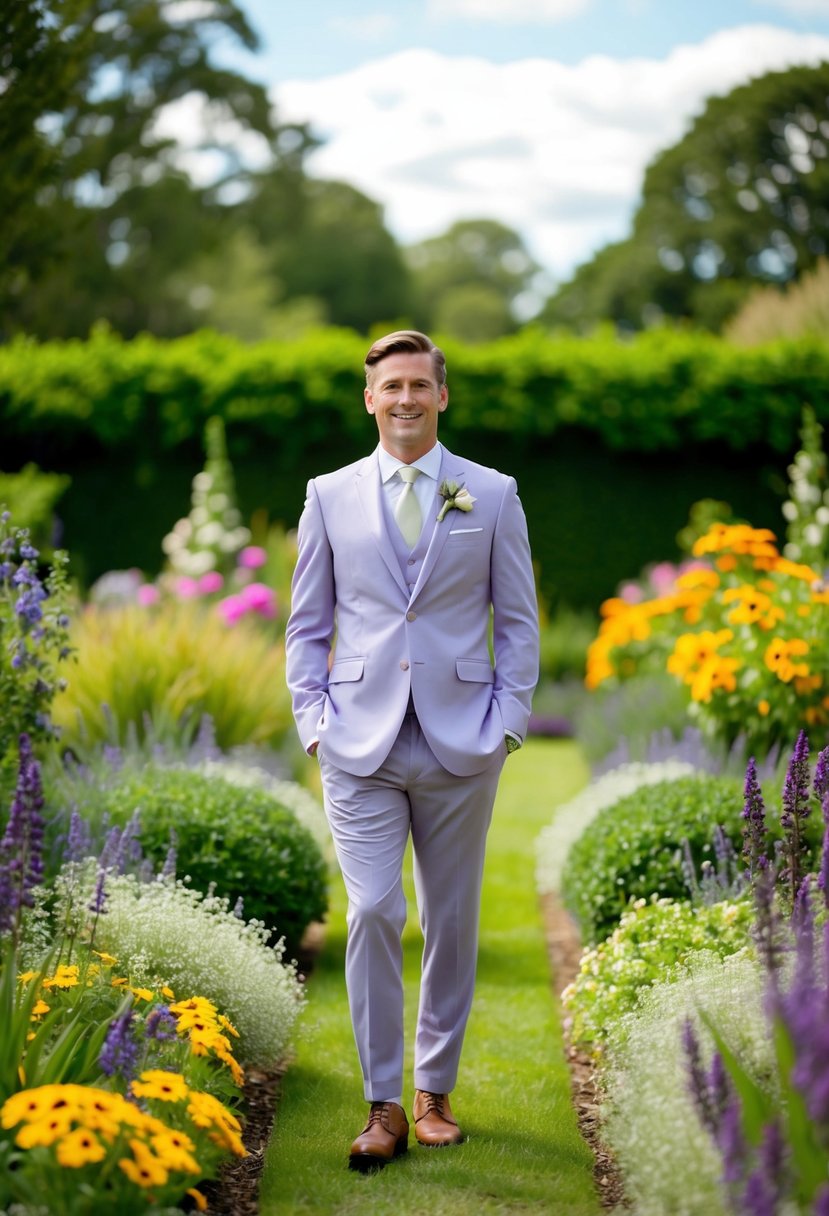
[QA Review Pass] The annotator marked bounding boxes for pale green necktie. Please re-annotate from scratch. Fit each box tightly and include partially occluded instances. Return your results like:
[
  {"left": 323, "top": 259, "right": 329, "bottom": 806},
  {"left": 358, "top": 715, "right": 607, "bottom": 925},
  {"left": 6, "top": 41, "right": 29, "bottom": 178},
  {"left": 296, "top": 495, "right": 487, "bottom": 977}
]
[{"left": 395, "top": 466, "right": 422, "bottom": 547}]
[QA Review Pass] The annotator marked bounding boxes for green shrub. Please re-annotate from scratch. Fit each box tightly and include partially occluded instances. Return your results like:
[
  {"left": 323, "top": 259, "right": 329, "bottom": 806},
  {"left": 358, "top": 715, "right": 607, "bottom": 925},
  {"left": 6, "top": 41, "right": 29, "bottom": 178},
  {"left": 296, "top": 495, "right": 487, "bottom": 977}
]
[
  {"left": 68, "top": 764, "right": 328, "bottom": 955},
  {"left": 560, "top": 775, "right": 745, "bottom": 944},
  {"left": 562, "top": 895, "right": 754, "bottom": 1051}
]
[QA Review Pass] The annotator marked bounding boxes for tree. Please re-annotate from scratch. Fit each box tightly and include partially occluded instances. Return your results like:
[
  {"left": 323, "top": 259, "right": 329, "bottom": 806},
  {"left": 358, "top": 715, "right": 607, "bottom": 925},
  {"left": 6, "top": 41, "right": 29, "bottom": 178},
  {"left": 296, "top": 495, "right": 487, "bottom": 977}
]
[
  {"left": 541, "top": 62, "right": 829, "bottom": 332},
  {"left": 241, "top": 172, "right": 413, "bottom": 333},
  {"left": 405, "top": 219, "right": 541, "bottom": 338},
  {"left": 0, "top": 0, "right": 290, "bottom": 337}
]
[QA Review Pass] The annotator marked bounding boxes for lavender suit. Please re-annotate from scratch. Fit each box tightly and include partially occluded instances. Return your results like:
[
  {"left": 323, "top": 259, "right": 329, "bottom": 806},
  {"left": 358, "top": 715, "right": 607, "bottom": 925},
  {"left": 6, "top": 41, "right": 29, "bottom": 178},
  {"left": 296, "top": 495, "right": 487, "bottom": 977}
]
[{"left": 285, "top": 442, "right": 538, "bottom": 1100}]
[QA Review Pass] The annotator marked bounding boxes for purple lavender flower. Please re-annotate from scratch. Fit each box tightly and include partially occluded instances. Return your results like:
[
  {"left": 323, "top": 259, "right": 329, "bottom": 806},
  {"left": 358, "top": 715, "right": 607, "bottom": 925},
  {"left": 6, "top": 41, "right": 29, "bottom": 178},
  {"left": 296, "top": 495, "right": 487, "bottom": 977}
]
[
  {"left": 682, "top": 1020, "right": 732, "bottom": 1137},
  {"left": 740, "top": 1121, "right": 784, "bottom": 1216},
  {"left": 780, "top": 731, "right": 812, "bottom": 905},
  {"left": 717, "top": 1096, "right": 747, "bottom": 1186},
  {"left": 0, "top": 734, "right": 46, "bottom": 935},
  {"left": 741, "top": 757, "right": 768, "bottom": 878},
  {"left": 88, "top": 864, "right": 108, "bottom": 915},
  {"left": 814, "top": 1184, "right": 829, "bottom": 1216},
  {"left": 99, "top": 1011, "right": 139, "bottom": 1080},
  {"left": 64, "top": 808, "right": 93, "bottom": 865},
  {"left": 814, "top": 747, "right": 829, "bottom": 806},
  {"left": 161, "top": 836, "right": 177, "bottom": 881},
  {"left": 145, "top": 1007, "right": 178, "bottom": 1042},
  {"left": 819, "top": 826, "right": 829, "bottom": 910}
]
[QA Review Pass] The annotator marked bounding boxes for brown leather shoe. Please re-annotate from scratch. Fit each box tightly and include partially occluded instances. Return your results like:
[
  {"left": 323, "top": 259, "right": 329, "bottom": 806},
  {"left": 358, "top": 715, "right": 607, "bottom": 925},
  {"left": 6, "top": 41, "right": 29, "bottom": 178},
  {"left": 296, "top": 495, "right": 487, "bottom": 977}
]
[
  {"left": 348, "top": 1101, "right": 409, "bottom": 1172},
  {"left": 412, "top": 1090, "right": 463, "bottom": 1146}
]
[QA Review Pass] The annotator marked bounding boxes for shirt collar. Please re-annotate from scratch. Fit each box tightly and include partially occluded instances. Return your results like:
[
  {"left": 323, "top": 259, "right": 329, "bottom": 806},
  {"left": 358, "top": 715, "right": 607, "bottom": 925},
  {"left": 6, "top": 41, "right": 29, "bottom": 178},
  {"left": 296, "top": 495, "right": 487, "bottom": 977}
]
[{"left": 378, "top": 442, "right": 442, "bottom": 484}]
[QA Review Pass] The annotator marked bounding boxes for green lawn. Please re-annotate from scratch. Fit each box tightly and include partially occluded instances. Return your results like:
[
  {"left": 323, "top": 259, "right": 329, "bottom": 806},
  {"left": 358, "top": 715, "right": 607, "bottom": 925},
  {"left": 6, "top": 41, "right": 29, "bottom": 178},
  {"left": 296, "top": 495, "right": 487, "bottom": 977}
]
[{"left": 259, "top": 738, "right": 599, "bottom": 1216}]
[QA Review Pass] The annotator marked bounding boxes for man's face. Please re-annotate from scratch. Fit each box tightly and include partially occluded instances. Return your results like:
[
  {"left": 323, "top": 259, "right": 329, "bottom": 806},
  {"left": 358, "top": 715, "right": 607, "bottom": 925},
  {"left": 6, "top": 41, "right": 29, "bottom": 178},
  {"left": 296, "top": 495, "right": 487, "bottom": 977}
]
[{"left": 364, "top": 351, "right": 448, "bottom": 462}]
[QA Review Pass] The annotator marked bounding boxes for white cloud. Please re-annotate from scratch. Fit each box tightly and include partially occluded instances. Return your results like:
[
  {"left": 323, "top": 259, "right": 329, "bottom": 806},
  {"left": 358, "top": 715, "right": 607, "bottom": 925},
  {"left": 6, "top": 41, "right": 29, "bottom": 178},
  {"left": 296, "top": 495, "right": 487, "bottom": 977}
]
[
  {"left": 328, "top": 12, "right": 397, "bottom": 41},
  {"left": 272, "top": 25, "right": 829, "bottom": 282},
  {"left": 427, "top": 0, "right": 592, "bottom": 21}
]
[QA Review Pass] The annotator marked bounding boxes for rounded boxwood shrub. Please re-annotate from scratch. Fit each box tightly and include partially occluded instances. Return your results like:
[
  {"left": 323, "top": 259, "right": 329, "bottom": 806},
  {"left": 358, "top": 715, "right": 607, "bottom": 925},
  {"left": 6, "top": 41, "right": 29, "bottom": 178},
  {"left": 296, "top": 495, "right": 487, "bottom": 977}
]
[
  {"left": 93, "top": 765, "right": 328, "bottom": 955},
  {"left": 561, "top": 774, "right": 745, "bottom": 945}
]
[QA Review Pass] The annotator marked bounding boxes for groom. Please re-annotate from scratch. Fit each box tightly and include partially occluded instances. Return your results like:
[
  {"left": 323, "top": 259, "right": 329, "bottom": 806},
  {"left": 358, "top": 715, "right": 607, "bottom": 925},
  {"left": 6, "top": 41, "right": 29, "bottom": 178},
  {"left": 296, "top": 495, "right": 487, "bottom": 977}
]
[{"left": 285, "top": 330, "right": 538, "bottom": 1171}]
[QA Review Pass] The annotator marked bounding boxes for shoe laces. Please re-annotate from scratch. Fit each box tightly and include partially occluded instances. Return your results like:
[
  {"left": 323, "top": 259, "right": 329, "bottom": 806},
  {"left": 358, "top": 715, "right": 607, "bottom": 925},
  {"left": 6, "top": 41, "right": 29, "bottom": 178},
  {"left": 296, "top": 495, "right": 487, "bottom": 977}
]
[
  {"left": 367, "top": 1102, "right": 388, "bottom": 1127},
  {"left": 418, "top": 1091, "right": 445, "bottom": 1116}
]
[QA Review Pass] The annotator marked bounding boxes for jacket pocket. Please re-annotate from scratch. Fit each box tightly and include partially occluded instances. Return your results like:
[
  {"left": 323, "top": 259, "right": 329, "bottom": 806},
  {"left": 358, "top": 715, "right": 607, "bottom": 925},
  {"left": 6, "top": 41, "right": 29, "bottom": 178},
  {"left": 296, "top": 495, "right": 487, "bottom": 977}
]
[
  {"left": 456, "top": 658, "right": 495, "bottom": 684},
  {"left": 329, "top": 657, "right": 365, "bottom": 684}
]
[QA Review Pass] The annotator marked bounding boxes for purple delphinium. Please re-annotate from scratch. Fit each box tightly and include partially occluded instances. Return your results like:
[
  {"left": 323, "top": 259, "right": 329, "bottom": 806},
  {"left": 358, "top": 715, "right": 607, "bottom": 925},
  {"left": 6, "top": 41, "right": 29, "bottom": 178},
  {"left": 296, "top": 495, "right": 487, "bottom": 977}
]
[
  {"left": 741, "top": 757, "right": 768, "bottom": 879},
  {"left": 99, "top": 1010, "right": 140, "bottom": 1080},
  {"left": 0, "top": 734, "right": 45, "bottom": 937},
  {"left": 717, "top": 1096, "right": 747, "bottom": 1187},
  {"left": 145, "top": 1006, "right": 178, "bottom": 1042},
  {"left": 815, "top": 1183, "right": 829, "bottom": 1216},
  {"left": 819, "top": 821, "right": 829, "bottom": 910},
  {"left": 780, "top": 730, "right": 812, "bottom": 906}
]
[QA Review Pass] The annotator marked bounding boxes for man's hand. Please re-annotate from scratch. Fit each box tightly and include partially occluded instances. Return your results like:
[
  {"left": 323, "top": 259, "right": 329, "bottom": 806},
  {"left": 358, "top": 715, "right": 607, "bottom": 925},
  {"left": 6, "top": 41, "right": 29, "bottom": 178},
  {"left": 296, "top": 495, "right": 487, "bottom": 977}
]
[{"left": 308, "top": 740, "right": 319, "bottom": 756}]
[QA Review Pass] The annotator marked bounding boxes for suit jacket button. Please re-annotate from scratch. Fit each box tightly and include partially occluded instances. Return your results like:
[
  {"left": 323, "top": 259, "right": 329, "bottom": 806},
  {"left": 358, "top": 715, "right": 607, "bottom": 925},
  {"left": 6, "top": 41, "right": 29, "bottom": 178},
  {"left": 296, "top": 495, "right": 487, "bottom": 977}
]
[
  {"left": 400, "top": 660, "right": 410, "bottom": 670},
  {"left": 406, "top": 611, "right": 417, "bottom": 621}
]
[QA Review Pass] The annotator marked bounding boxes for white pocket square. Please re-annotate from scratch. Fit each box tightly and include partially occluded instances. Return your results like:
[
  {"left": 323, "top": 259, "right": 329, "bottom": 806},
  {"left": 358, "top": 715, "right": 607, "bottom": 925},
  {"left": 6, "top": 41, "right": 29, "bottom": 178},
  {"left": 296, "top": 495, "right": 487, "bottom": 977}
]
[{"left": 449, "top": 527, "right": 483, "bottom": 534}]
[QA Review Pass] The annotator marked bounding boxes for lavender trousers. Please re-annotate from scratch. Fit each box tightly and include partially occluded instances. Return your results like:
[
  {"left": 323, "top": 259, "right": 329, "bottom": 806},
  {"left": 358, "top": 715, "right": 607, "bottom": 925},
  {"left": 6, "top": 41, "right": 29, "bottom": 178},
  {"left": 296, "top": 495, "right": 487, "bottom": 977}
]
[{"left": 318, "top": 712, "right": 505, "bottom": 1101}]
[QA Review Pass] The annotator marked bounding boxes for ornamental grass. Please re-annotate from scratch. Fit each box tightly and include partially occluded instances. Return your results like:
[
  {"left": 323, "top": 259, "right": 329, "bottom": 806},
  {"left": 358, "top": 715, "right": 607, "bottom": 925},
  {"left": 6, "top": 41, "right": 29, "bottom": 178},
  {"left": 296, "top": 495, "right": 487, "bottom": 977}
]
[{"left": 52, "top": 600, "right": 293, "bottom": 752}]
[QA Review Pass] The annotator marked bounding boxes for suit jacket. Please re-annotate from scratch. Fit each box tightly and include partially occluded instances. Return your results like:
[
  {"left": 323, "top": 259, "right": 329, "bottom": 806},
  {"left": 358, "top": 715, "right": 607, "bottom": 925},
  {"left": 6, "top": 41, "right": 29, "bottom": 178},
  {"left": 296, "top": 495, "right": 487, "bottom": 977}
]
[{"left": 285, "top": 444, "right": 539, "bottom": 778}]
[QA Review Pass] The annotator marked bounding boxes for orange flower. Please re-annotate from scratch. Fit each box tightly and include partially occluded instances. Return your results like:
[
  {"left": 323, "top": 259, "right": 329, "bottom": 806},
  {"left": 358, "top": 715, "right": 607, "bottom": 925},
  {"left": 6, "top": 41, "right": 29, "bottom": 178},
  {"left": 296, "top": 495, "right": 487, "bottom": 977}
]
[
  {"left": 667, "top": 630, "right": 734, "bottom": 683},
  {"left": 764, "top": 637, "right": 810, "bottom": 683},
  {"left": 758, "top": 700, "right": 771, "bottom": 717},
  {"left": 689, "top": 656, "right": 741, "bottom": 703},
  {"left": 722, "top": 585, "right": 785, "bottom": 631}
]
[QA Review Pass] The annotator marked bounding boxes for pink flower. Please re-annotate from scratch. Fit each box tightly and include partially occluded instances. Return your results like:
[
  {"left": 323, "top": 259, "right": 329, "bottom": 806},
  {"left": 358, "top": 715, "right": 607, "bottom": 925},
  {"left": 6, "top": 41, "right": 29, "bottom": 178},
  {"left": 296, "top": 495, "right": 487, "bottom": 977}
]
[
  {"left": 649, "top": 562, "right": 678, "bottom": 593},
  {"left": 175, "top": 577, "right": 201, "bottom": 600},
  {"left": 238, "top": 546, "right": 267, "bottom": 570},
  {"left": 137, "top": 584, "right": 160, "bottom": 606},
  {"left": 217, "top": 595, "right": 247, "bottom": 626},
  {"left": 619, "top": 582, "right": 644, "bottom": 604},
  {"left": 199, "top": 571, "right": 224, "bottom": 594},
  {"left": 239, "top": 582, "right": 277, "bottom": 619}
]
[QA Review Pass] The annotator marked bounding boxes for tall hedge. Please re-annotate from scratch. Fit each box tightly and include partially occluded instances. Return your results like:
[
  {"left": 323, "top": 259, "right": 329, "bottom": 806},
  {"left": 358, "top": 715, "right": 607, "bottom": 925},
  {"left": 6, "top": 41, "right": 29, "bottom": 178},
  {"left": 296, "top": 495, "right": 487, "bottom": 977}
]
[
  {"left": 2, "top": 327, "right": 823, "bottom": 604},
  {"left": 2, "top": 326, "right": 828, "bottom": 456}
]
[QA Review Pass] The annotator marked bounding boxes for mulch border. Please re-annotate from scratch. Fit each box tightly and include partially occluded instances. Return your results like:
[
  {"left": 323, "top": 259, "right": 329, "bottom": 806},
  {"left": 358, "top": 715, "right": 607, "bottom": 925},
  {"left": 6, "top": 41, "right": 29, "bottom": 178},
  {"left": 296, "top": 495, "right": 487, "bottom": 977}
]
[{"left": 540, "top": 892, "right": 630, "bottom": 1211}]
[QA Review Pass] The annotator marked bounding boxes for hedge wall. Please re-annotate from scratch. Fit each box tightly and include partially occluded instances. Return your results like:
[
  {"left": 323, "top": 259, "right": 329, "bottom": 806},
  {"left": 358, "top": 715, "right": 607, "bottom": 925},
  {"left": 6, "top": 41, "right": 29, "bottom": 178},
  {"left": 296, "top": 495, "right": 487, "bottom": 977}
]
[{"left": 2, "top": 327, "right": 824, "bottom": 605}]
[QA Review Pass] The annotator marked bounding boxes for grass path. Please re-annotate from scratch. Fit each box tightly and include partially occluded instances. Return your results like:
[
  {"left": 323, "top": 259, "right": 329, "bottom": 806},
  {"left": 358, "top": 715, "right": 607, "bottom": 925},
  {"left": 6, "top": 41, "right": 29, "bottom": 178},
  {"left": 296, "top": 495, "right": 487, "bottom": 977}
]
[{"left": 259, "top": 739, "right": 598, "bottom": 1215}]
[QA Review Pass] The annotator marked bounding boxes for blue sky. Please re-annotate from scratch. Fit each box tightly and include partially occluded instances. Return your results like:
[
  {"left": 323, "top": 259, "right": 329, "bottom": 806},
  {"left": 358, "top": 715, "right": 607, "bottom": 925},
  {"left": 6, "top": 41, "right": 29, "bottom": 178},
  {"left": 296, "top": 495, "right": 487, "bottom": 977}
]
[
  {"left": 176, "top": 0, "right": 829, "bottom": 292},
  {"left": 223, "top": 0, "right": 829, "bottom": 82}
]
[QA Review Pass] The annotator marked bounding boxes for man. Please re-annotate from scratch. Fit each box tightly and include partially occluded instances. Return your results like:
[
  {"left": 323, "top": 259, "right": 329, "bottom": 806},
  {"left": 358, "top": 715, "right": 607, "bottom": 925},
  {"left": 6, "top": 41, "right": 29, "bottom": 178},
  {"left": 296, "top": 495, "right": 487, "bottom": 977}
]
[{"left": 285, "top": 330, "right": 539, "bottom": 1172}]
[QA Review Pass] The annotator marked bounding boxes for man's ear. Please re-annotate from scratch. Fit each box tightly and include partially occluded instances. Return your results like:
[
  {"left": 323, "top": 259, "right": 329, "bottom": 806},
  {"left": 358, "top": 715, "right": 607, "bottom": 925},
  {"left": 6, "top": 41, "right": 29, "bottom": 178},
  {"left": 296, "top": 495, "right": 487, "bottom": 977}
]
[
  {"left": 438, "top": 385, "right": 448, "bottom": 412},
  {"left": 364, "top": 386, "right": 376, "bottom": 415}
]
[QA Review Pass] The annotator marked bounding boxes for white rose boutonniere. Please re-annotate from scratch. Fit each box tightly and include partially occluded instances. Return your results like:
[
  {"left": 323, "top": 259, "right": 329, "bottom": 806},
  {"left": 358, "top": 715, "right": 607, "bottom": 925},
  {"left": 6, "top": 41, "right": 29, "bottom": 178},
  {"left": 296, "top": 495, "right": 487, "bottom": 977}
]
[{"left": 436, "top": 480, "right": 477, "bottom": 523}]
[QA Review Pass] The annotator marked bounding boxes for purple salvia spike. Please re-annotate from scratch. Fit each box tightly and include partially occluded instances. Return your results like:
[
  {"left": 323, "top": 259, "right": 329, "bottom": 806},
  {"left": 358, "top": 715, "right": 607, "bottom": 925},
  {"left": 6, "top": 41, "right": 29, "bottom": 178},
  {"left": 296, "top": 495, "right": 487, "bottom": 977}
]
[
  {"left": 815, "top": 747, "right": 829, "bottom": 805},
  {"left": 717, "top": 1096, "right": 746, "bottom": 1186},
  {"left": 741, "top": 757, "right": 768, "bottom": 878}
]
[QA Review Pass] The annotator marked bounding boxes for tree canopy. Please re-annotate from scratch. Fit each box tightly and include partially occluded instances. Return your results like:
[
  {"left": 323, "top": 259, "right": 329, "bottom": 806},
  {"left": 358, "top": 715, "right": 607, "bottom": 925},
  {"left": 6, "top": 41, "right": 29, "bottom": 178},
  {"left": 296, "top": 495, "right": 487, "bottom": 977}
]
[{"left": 542, "top": 61, "right": 829, "bottom": 333}]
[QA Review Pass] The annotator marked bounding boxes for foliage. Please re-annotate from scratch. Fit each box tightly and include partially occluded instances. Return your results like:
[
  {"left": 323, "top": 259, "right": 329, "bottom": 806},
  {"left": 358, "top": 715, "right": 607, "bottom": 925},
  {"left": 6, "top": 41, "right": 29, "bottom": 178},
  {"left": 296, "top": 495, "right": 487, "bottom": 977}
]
[
  {"left": 405, "top": 219, "right": 540, "bottom": 339},
  {"left": 3, "top": 326, "right": 829, "bottom": 458},
  {"left": 0, "top": 0, "right": 289, "bottom": 341},
  {"left": 602, "top": 951, "right": 768, "bottom": 1216},
  {"left": 96, "top": 876, "right": 306, "bottom": 1067},
  {"left": 537, "top": 603, "right": 595, "bottom": 683},
  {"left": 585, "top": 519, "right": 829, "bottom": 752},
  {"left": 725, "top": 257, "right": 829, "bottom": 346},
  {"left": 562, "top": 896, "right": 754, "bottom": 1052},
  {"left": 0, "top": 512, "right": 71, "bottom": 781},
  {"left": 535, "top": 759, "right": 697, "bottom": 895},
  {"left": 51, "top": 601, "right": 292, "bottom": 753},
  {"left": 560, "top": 775, "right": 745, "bottom": 944},
  {"left": 0, "top": 464, "right": 70, "bottom": 554},
  {"left": 194, "top": 758, "right": 330, "bottom": 856},
  {"left": 574, "top": 670, "right": 693, "bottom": 768},
  {"left": 59, "top": 763, "right": 328, "bottom": 954},
  {"left": 542, "top": 63, "right": 829, "bottom": 332}
]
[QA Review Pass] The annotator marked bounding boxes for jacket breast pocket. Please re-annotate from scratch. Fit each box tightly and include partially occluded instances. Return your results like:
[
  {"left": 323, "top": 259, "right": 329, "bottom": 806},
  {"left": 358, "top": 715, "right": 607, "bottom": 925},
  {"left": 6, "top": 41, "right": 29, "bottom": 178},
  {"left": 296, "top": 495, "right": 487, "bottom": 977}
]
[
  {"left": 456, "top": 658, "right": 495, "bottom": 684},
  {"left": 329, "top": 657, "right": 365, "bottom": 684}
]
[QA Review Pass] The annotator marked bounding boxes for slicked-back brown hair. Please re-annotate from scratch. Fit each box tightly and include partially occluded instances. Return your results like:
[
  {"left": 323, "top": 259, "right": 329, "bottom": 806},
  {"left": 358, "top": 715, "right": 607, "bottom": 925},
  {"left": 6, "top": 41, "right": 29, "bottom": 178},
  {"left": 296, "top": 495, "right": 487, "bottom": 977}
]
[{"left": 364, "top": 330, "right": 447, "bottom": 386}]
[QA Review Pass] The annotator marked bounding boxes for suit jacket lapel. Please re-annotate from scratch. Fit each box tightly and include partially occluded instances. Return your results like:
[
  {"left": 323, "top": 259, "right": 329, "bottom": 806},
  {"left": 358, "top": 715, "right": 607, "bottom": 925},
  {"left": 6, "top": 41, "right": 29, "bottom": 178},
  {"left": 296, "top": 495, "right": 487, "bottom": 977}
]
[
  {"left": 409, "top": 447, "right": 465, "bottom": 603},
  {"left": 354, "top": 452, "right": 409, "bottom": 597}
]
